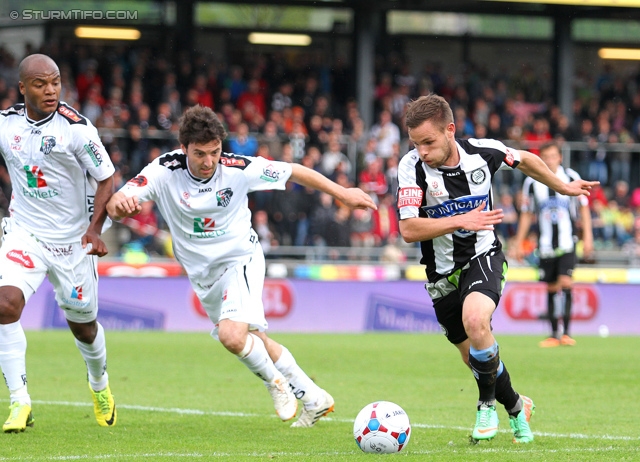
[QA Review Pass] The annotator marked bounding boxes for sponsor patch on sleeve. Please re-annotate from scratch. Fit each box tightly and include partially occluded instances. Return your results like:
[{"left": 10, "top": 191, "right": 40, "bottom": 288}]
[
  {"left": 397, "top": 187, "right": 423, "bottom": 208},
  {"left": 504, "top": 147, "right": 517, "bottom": 167},
  {"left": 126, "top": 175, "right": 148, "bottom": 187}
]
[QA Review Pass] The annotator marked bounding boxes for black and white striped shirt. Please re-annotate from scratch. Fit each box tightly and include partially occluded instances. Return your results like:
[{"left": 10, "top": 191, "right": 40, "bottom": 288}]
[
  {"left": 520, "top": 166, "right": 587, "bottom": 258},
  {"left": 397, "top": 138, "right": 521, "bottom": 282}
]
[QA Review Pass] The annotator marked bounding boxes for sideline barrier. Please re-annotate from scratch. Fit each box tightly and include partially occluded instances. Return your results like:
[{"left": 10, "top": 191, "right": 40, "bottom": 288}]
[
  {"left": 97, "top": 261, "right": 640, "bottom": 284},
  {"left": 22, "top": 277, "right": 639, "bottom": 336}
]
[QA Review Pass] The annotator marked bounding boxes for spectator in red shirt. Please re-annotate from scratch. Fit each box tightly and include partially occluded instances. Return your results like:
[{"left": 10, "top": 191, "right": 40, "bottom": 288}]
[
  {"left": 371, "top": 193, "right": 399, "bottom": 246},
  {"left": 76, "top": 59, "right": 103, "bottom": 104},
  {"left": 524, "top": 117, "right": 552, "bottom": 155},
  {"left": 359, "top": 157, "right": 388, "bottom": 199},
  {"left": 237, "top": 78, "right": 266, "bottom": 119},
  {"left": 192, "top": 74, "right": 214, "bottom": 110}
]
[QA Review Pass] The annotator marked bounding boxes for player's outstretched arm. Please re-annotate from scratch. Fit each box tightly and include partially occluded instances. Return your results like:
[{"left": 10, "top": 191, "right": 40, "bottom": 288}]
[
  {"left": 399, "top": 202, "right": 504, "bottom": 243},
  {"left": 288, "top": 163, "right": 377, "bottom": 210},
  {"left": 517, "top": 150, "right": 599, "bottom": 196},
  {"left": 82, "top": 176, "right": 114, "bottom": 257},
  {"left": 107, "top": 191, "right": 142, "bottom": 221}
]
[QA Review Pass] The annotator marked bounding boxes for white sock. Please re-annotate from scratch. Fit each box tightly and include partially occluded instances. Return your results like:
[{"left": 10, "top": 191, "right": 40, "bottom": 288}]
[
  {"left": 0, "top": 321, "right": 30, "bottom": 405},
  {"left": 274, "top": 346, "right": 322, "bottom": 406},
  {"left": 75, "top": 322, "right": 109, "bottom": 391},
  {"left": 236, "top": 333, "right": 281, "bottom": 383}
]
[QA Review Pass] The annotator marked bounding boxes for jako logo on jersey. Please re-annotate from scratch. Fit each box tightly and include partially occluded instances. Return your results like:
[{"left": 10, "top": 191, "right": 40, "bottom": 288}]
[
  {"left": 221, "top": 157, "right": 245, "bottom": 167},
  {"left": 260, "top": 165, "right": 279, "bottom": 182},
  {"left": 83, "top": 141, "right": 103, "bottom": 167},
  {"left": 398, "top": 187, "right": 423, "bottom": 207},
  {"left": 421, "top": 194, "right": 489, "bottom": 219},
  {"left": 470, "top": 168, "right": 486, "bottom": 185},
  {"left": 31, "top": 129, "right": 41, "bottom": 135},
  {"left": 216, "top": 188, "right": 233, "bottom": 207},
  {"left": 198, "top": 187, "right": 212, "bottom": 193},
  {"left": 40, "top": 136, "right": 56, "bottom": 155},
  {"left": 127, "top": 175, "right": 147, "bottom": 187},
  {"left": 6, "top": 250, "right": 35, "bottom": 269},
  {"left": 24, "top": 165, "right": 47, "bottom": 188}
]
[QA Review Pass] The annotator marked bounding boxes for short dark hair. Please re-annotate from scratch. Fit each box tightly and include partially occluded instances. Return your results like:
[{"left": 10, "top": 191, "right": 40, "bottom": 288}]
[
  {"left": 405, "top": 94, "right": 453, "bottom": 132},
  {"left": 178, "top": 105, "right": 227, "bottom": 147},
  {"left": 539, "top": 141, "right": 561, "bottom": 156}
]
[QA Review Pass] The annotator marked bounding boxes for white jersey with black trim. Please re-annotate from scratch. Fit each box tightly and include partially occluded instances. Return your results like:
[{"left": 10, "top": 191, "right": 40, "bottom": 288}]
[
  {"left": 397, "top": 138, "right": 521, "bottom": 281},
  {"left": 118, "top": 150, "right": 292, "bottom": 285},
  {"left": 520, "top": 165, "right": 587, "bottom": 258},
  {"left": 0, "top": 102, "right": 115, "bottom": 243}
]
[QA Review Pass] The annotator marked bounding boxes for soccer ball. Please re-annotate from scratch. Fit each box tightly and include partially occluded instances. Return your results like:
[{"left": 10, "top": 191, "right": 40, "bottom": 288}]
[{"left": 353, "top": 401, "right": 411, "bottom": 454}]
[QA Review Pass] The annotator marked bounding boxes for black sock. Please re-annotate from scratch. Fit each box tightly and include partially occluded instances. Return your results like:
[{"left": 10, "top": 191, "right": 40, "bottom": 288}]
[
  {"left": 562, "top": 288, "right": 572, "bottom": 336},
  {"left": 495, "top": 362, "right": 520, "bottom": 414},
  {"left": 469, "top": 351, "right": 500, "bottom": 407},
  {"left": 547, "top": 291, "right": 558, "bottom": 337}
]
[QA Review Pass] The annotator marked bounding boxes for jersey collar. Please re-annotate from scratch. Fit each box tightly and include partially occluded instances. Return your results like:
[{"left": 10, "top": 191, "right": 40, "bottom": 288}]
[
  {"left": 186, "top": 164, "right": 216, "bottom": 185},
  {"left": 24, "top": 105, "right": 56, "bottom": 127}
]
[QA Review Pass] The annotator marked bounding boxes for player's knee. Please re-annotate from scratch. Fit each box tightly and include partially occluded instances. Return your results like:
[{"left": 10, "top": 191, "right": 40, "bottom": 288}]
[
  {"left": 463, "top": 322, "right": 491, "bottom": 343},
  {"left": 219, "top": 329, "right": 247, "bottom": 355},
  {"left": 0, "top": 288, "right": 25, "bottom": 323},
  {"left": 69, "top": 321, "right": 98, "bottom": 344}
]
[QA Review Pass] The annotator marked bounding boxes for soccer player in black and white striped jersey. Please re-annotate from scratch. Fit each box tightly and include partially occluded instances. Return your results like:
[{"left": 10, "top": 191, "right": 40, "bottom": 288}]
[
  {"left": 512, "top": 142, "right": 594, "bottom": 348},
  {"left": 397, "top": 94, "right": 598, "bottom": 443}
]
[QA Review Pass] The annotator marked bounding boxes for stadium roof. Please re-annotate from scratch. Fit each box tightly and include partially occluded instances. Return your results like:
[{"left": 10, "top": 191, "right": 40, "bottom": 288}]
[{"left": 190, "top": 0, "right": 640, "bottom": 20}]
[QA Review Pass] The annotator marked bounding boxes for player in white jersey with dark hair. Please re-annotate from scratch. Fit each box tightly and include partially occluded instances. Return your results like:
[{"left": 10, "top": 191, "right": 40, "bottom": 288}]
[
  {"left": 397, "top": 94, "right": 598, "bottom": 443},
  {"left": 512, "top": 141, "right": 593, "bottom": 348},
  {"left": 0, "top": 54, "right": 117, "bottom": 432},
  {"left": 107, "top": 105, "right": 376, "bottom": 427}
]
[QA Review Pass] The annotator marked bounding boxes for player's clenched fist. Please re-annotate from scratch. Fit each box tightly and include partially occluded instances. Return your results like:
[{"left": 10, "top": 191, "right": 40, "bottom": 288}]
[{"left": 107, "top": 192, "right": 142, "bottom": 220}]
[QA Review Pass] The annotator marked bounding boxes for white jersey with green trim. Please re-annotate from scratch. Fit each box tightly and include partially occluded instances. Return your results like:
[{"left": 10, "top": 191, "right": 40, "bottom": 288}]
[
  {"left": 0, "top": 102, "right": 115, "bottom": 243},
  {"left": 118, "top": 150, "right": 292, "bottom": 286}
]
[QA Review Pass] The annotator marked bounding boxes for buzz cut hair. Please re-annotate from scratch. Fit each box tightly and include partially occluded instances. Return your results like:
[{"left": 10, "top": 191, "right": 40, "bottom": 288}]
[
  {"left": 178, "top": 105, "right": 227, "bottom": 148},
  {"left": 405, "top": 94, "right": 454, "bottom": 132}
]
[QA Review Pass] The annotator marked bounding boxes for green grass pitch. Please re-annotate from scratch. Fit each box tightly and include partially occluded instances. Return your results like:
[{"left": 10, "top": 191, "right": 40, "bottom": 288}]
[{"left": 0, "top": 330, "right": 638, "bottom": 461}]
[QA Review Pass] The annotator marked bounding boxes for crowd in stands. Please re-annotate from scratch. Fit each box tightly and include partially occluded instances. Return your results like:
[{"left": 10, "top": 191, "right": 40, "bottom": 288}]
[{"left": 2, "top": 40, "right": 640, "bottom": 263}]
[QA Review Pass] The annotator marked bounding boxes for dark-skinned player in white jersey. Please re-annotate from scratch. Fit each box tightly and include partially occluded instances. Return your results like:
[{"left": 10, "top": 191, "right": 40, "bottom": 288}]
[
  {"left": 511, "top": 141, "right": 594, "bottom": 348},
  {"left": 397, "top": 94, "right": 598, "bottom": 443},
  {"left": 107, "top": 105, "right": 376, "bottom": 428},
  {"left": 0, "top": 54, "right": 116, "bottom": 432}
]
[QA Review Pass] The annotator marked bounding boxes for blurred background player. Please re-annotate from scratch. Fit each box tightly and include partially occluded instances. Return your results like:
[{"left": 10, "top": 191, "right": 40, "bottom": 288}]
[
  {"left": 511, "top": 141, "right": 594, "bottom": 347},
  {"left": 107, "top": 105, "right": 376, "bottom": 427},
  {"left": 0, "top": 54, "right": 116, "bottom": 432},
  {"left": 397, "top": 94, "right": 598, "bottom": 444}
]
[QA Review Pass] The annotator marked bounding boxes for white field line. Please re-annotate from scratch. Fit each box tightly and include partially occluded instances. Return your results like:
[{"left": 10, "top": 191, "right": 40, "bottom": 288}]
[
  {"left": 0, "top": 447, "right": 638, "bottom": 461},
  {"left": 8, "top": 398, "right": 640, "bottom": 444}
]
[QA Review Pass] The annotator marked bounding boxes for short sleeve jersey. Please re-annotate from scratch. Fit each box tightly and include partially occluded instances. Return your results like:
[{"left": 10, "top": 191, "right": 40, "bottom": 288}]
[
  {"left": 0, "top": 103, "right": 115, "bottom": 243},
  {"left": 118, "top": 150, "right": 292, "bottom": 284},
  {"left": 397, "top": 138, "right": 521, "bottom": 281},
  {"left": 520, "top": 165, "right": 587, "bottom": 257}
]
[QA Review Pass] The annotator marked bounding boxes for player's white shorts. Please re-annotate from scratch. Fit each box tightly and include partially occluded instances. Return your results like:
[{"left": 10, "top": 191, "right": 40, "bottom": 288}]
[
  {"left": 192, "top": 243, "right": 268, "bottom": 340},
  {"left": 0, "top": 217, "right": 98, "bottom": 323}
]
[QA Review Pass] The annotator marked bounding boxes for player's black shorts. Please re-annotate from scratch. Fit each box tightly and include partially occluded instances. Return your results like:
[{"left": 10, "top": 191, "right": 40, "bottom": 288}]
[
  {"left": 538, "top": 251, "right": 576, "bottom": 283},
  {"left": 426, "top": 251, "right": 507, "bottom": 345}
]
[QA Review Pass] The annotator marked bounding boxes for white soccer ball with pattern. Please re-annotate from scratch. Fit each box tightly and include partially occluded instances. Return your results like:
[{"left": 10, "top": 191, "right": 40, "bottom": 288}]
[{"left": 353, "top": 401, "right": 411, "bottom": 454}]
